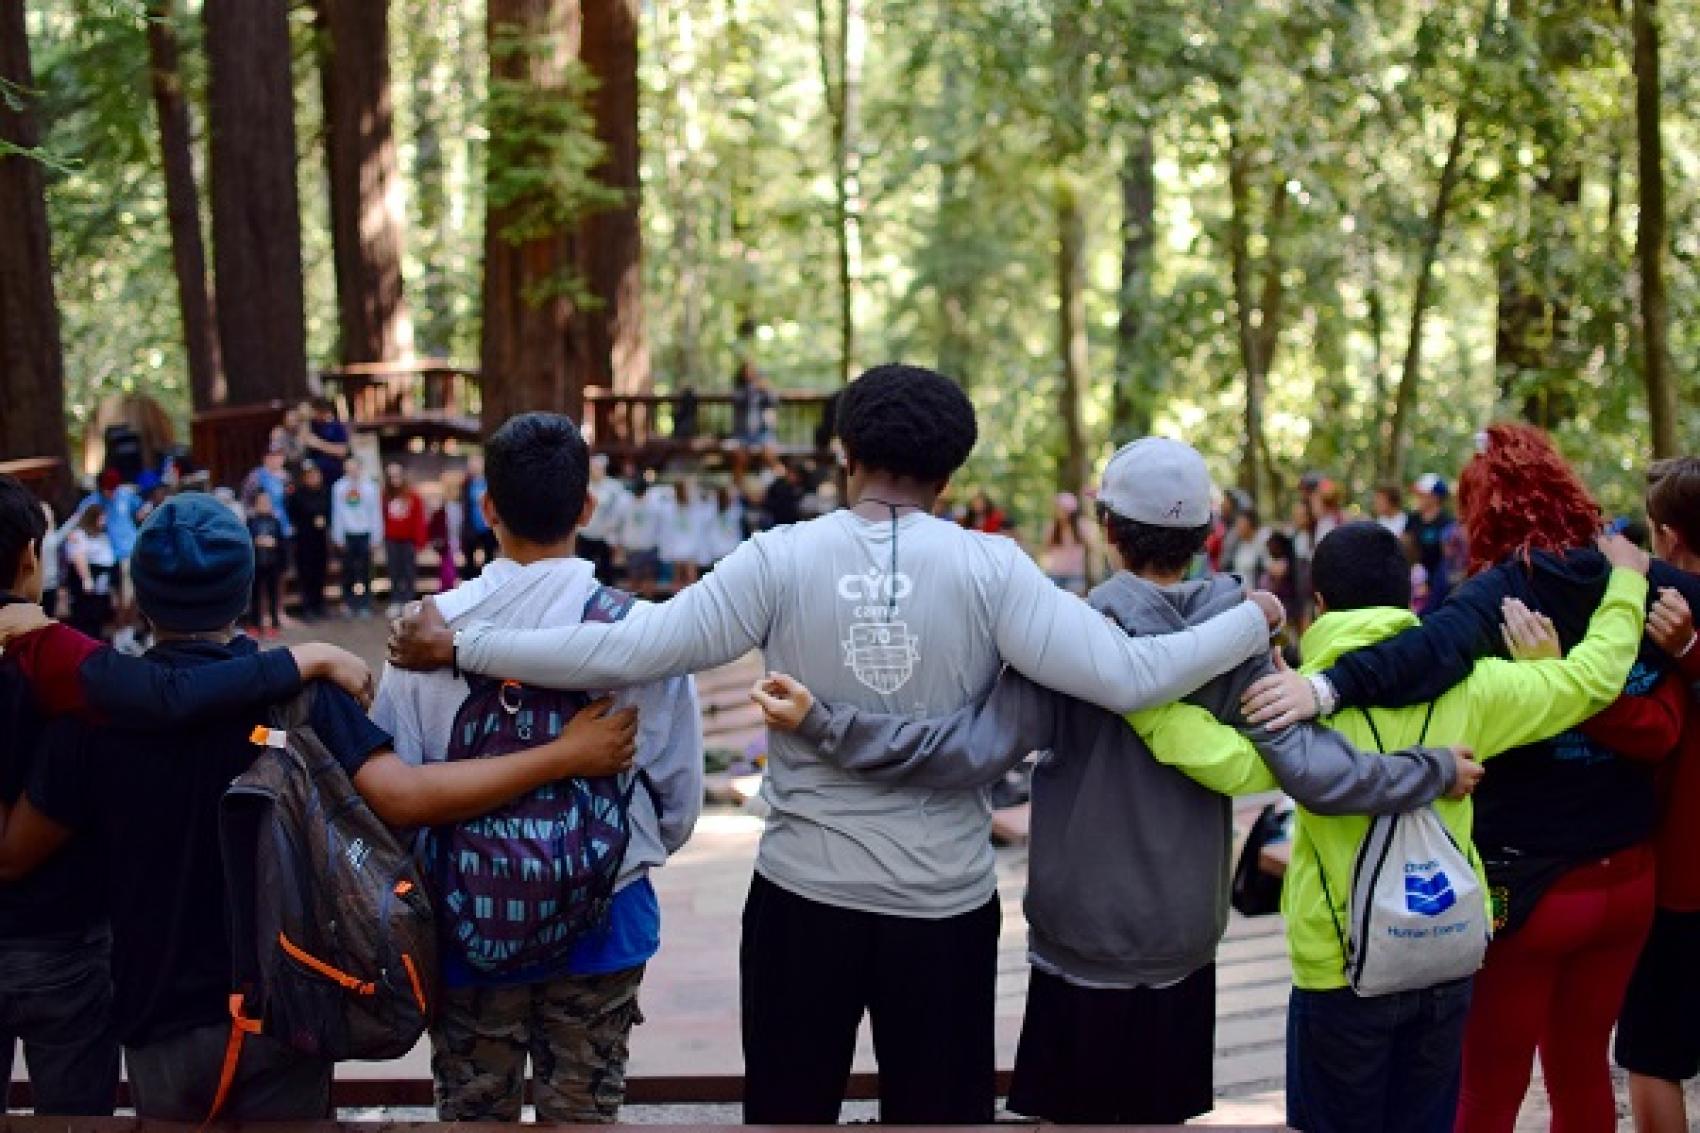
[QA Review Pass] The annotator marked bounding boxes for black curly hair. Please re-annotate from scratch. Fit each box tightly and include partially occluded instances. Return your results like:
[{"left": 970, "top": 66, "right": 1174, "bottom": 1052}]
[
  {"left": 1312, "top": 521, "right": 1411, "bottom": 612},
  {"left": 836, "top": 363, "right": 977, "bottom": 485},
  {"left": 1103, "top": 511, "right": 1212, "bottom": 575}
]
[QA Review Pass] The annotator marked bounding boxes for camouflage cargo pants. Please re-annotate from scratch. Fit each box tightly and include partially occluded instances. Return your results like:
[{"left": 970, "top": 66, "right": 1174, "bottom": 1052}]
[{"left": 431, "top": 965, "right": 646, "bottom": 1123}]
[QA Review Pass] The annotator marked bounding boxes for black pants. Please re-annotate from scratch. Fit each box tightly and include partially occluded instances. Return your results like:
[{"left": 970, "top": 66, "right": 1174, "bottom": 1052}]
[
  {"left": 461, "top": 528, "right": 498, "bottom": 580},
  {"left": 126, "top": 1023, "right": 330, "bottom": 1122},
  {"left": 578, "top": 536, "right": 614, "bottom": 584},
  {"left": 250, "top": 564, "right": 281, "bottom": 629},
  {"left": 739, "top": 872, "right": 999, "bottom": 1125},
  {"left": 296, "top": 533, "right": 328, "bottom": 617},
  {"left": 0, "top": 930, "right": 119, "bottom": 1116},
  {"left": 1008, "top": 963, "right": 1217, "bottom": 1125},
  {"left": 341, "top": 533, "right": 373, "bottom": 613},
  {"left": 385, "top": 540, "right": 418, "bottom": 607}
]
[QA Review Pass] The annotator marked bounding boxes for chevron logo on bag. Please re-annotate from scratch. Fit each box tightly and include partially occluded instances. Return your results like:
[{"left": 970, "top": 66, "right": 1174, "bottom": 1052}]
[{"left": 1404, "top": 871, "right": 1458, "bottom": 918}]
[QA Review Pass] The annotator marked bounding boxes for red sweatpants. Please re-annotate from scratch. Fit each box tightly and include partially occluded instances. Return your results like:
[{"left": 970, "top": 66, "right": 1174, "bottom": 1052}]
[{"left": 1456, "top": 845, "right": 1655, "bottom": 1133}]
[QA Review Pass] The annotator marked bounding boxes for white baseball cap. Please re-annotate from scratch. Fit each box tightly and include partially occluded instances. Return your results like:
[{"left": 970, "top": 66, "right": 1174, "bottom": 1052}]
[
  {"left": 1096, "top": 438, "right": 1215, "bottom": 528},
  {"left": 1413, "top": 472, "right": 1448, "bottom": 498}
]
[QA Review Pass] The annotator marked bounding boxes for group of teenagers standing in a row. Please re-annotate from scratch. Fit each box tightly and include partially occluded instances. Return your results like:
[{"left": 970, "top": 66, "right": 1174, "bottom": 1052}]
[
  {"left": 2, "top": 363, "right": 1698, "bottom": 1133},
  {"left": 382, "top": 366, "right": 1700, "bottom": 1133}
]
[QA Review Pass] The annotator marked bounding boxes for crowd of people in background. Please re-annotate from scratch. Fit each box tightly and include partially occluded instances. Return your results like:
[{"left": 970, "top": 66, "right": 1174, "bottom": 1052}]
[
  {"left": 37, "top": 395, "right": 849, "bottom": 647},
  {"left": 943, "top": 466, "right": 1477, "bottom": 647}
]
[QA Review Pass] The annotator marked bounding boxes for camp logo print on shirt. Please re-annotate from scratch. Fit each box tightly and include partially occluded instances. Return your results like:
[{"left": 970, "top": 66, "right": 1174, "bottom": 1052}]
[{"left": 838, "top": 567, "right": 919, "bottom": 694}]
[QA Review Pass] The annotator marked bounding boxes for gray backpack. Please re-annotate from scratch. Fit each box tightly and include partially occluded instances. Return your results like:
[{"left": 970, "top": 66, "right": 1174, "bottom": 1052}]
[{"left": 1314, "top": 704, "right": 1490, "bottom": 997}]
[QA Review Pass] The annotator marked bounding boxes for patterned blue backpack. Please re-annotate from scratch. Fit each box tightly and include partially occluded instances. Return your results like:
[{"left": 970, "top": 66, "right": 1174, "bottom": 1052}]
[{"left": 430, "top": 585, "right": 656, "bottom": 976}]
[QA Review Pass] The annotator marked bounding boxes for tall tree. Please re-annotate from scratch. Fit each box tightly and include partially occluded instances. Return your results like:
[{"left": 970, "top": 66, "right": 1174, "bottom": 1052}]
[
  {"left": 1226, "top": 112, "right": 1287, "bottom": 510},
  {"left": 1112, "top": 129, "right": 1158, "bottom": 444},
  {"left": 1381, "top": 104, "right": 1469, "bottom": 481},
  {"left": 480, "top": 0, "right": 593, "bottom": 428},
  {"left": 204, "top": 0, "right": 309, "bottom": 405},
  {"left": 1494, "top": 1, "right": 1593, "bottom": 430},
  {"left": 1633, "top": 0, "right": 1676, "bottom": 457},
  {"left": 815, "top": 0, "right": 863, "bottom": 384},
  {"left": 0, "top": 0, "right": 73, "bottom": 489},
  {"left": 145, "top": 0, "right": 225, "bottom": 409},
  {"left": 579, "top": 0, "right": 647, "bottom": 392},
  {"left": 316, "top": 0, "right": 415, "bottom": 367},
  {"left": 1050, "top": 3, "right": 1091, "bottom": 496}
]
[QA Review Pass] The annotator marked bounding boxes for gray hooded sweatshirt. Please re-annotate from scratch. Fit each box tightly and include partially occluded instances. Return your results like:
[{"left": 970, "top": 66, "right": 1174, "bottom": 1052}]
[
  {"left": 452, "top": 511, "right": 1272, "bottom": 919},
  {"left": 796, "top": 571, "right": 1457, "bottom": 988}
]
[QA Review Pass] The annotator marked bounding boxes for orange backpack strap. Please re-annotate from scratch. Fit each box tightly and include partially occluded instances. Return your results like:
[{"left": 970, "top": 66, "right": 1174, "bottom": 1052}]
[{"left": 201, "top": 993, "right": 263, "bottom": 1128}]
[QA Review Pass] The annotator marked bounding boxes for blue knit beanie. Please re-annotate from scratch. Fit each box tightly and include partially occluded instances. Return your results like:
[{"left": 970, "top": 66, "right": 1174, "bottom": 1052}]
[{"left": 131, "top": 493, "right": 255, "bottom": 632}]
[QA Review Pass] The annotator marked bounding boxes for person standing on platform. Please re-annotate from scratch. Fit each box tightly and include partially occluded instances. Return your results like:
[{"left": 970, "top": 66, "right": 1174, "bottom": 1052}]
[
  {"left": 289, "top": 464, "right": 332, "bottom": 621},
  {"left": 331, "top": 457, "right": 382, "bottom": 618}
]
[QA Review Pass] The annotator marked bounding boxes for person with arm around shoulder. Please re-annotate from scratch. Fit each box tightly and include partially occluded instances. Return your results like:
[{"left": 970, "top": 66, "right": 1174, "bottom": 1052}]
[
  {"left": 370, "top": 413, "right": 700, "bottom": 1124},
  {"left": 389, "top": 365, "right": 1283, "bottom": 1125},
  {"left": 0, "top": 492, "right": 637, "bottom": 1122}
]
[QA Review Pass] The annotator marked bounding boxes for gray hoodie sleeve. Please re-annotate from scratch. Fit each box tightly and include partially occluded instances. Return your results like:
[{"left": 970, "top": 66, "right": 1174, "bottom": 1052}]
[
  {"left": 993, "top": 546, "right": 1270, "bottom": 714},
  {"left": 797, "top": 667, "right": 1061, "bottom": 789},
  {"left": 1220, "top": 654, "right": 1456, "bottom": 815}
]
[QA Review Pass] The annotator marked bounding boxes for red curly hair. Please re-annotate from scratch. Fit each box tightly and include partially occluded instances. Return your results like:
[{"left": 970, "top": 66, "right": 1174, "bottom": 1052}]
[{"left": 1456, "top": 422, "right": 1601, "bottom": 576}]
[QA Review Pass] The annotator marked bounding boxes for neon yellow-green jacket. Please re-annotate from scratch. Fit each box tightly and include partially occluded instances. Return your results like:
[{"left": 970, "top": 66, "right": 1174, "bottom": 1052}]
[{"left": 1126, "top": 566, "right": 1647, "bottom": 991}]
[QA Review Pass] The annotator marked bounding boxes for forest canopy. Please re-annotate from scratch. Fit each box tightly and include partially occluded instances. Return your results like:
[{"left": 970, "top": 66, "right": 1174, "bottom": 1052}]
[{"left": 4, "top": 0, "right": 1697, "bottom": 523}]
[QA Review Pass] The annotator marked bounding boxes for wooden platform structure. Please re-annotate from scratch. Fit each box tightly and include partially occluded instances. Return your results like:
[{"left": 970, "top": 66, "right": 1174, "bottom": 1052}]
[
  {"left": 186, "top": 364, "right": 838, "bottom": 489},
  {"left": 0, "top": 457, "right": 65, "bottom": 498}
]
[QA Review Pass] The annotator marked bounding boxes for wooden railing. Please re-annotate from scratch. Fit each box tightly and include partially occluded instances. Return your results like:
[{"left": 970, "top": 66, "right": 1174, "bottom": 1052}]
[
  {"left": 585, "top": 389, "right": 837, "bottom": 467},
  {"left": 0, "top": 456, "right": 67, "bottom": 493},
  {"left": 188, "top": 401, "right": 289, "bottom": 490},
  {"left": 186, "top": 367, "right": 838, "bottom": 485},
  {"left": 318, "top": 360, "right": 481, "bottom": 440}
]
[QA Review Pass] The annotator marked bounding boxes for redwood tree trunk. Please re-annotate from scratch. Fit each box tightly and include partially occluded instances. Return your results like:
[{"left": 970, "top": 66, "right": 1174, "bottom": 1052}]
[
  {"left": 317, "top": 0, "right": 415, "bottom": 367},
  {"left": 1056, "top": 178, "right": 1091, "bottom": 497},
  {"left": 204, "top": 0, "right": 309, "bottom": 405},
  {"left": 1227, "top": 119, "right": 1285, "bottom": 510},
  {"left": 480, "top": 0, "right": 587, "bottom": 430},
  {"left": 1112, "top": 128, "right": 1157, "bottom": 444},
  {"left": 0, "top": 0, "right": 74, "bottom": 494},
  {"left": 1634, "top": 0, "right": 1676, "bottom": 458},
  {"left": 146, "top": 0, "right": 226, "bottom": 409},
  {"left": 579, "top": 0, "right": 647, "bottom": 393},
  {"left": 814, "top": 0, "right": 861, "bottom": 385},
  {"left": 1382, "top": 105, "right": 1468, "bottom": 482}
]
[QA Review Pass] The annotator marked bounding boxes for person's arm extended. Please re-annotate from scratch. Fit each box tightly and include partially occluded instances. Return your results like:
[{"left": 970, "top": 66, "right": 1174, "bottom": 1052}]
[
  {"left": 774, "top": 667, "right": 1061, "bottom": 790},
  {"left": 1324, "top": 573, "right": 1504, "bottom": 711},
  {"left": 0, "top": 616, "right": 371, "bottom": 723},
  {"left": 0, "top": 796, "right": 72, "bottom": 883},
  {"left": 1578, "top": 675, "right": 1686, "bottom": 763},
  {"left": 1128, "top": 702, "right": 1470, "bottom": 809},
  {"left": 443, "top": 536, "right": 779, "bottom": 688},
  {"left": 1467, "top": 567, "right": 1650, "bottom": 760},
  {"left": 1125, "top": 702, "right": 1280, "bottom": 797},
  {"left": 353, "top": 698, "right": 638, "bottom": 828},
  {"left": 993, "top": 549, "right": 1271, "bottom": 715},
  {"left": 1224, "top": 652, "right": 1461, "bottom": 813}
]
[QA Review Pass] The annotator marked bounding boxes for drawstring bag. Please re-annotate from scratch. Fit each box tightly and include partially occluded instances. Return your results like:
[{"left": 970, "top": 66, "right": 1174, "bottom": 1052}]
[{"left": 1315, "top": 704, "right": 1490, "bottom": 997}]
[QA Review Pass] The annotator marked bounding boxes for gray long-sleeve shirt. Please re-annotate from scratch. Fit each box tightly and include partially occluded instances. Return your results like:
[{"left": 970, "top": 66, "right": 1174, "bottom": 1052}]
[
  {"left": 793, "top": 571, "right": 1455, "bottom": 985},
  {"left": 453, "top": 510, "right": 1271, "bottom": 918}
]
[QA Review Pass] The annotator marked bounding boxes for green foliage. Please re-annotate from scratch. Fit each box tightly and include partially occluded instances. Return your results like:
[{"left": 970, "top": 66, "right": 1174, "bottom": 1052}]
[
  {"left": 19, "top": 0, "right": 1700, "bottom": 535},
  {"left": 485, "top": 27, "right": 615, "bottom": 308},
  {"left": 28, "top": 0, "right": 189, "bottom": 449}
]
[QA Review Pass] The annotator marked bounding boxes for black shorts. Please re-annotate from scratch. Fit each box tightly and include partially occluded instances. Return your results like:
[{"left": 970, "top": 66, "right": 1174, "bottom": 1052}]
[
  {"left": 1616, "top": 907, "right": 1700, "bottom": 1082},
  {"left": 1007, "top": 962, "right": 1215, "bottom": 1124}
]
